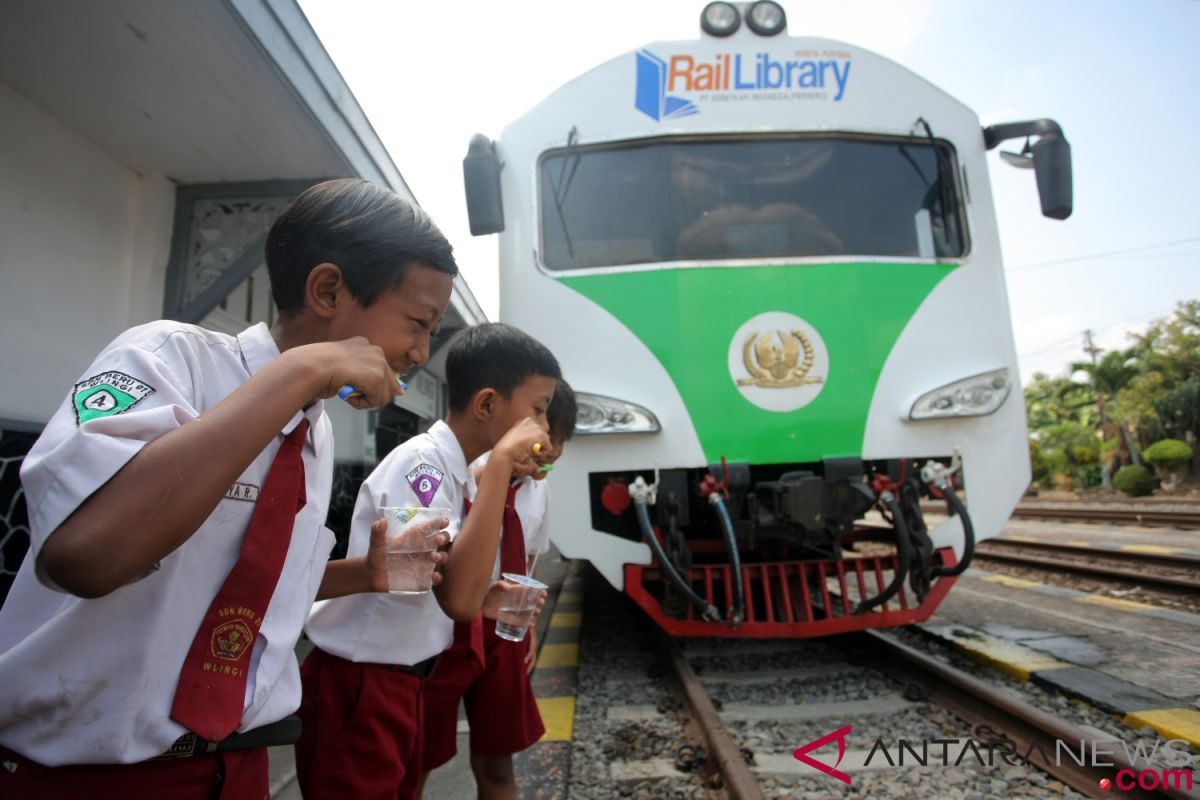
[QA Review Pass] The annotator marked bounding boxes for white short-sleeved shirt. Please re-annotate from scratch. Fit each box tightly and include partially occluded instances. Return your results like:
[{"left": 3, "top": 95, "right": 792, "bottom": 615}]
[
  {"left": 471, "top": 454, "right": 552, "bottom": 581},
  {"left": 0, "top": 321, "right": 335, "bottom": 766},
  {"left": 304, "top": 420, "right": 472, "bottom": 666}
]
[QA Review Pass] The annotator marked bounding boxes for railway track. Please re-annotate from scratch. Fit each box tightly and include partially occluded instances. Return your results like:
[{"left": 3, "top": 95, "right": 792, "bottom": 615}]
[
  {"left": 576, "top": 562, "right": 1199, "bottom": 799},
  {"left": 1011, "top": 506, "right": 1200, "bottom": 529},
  {"left": 973, "top": 538, "right": 1200, "bottom": 595},
  {"left": 653, "top": 630, "right": 1200, "bottom": 799},
  {"left": 920, "top": 503, "right": 1200, "bottom": 529}
]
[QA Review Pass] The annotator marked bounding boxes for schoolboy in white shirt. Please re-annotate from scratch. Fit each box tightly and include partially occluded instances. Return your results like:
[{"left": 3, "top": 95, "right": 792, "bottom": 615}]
[
  {"left": 296, "top": 323, "right": 560, "bottom": 800},
  {"left": 418, "top": 380, "right": 577, "bottom": 799},
  {"left": 0, "top": 179, "right": 456, "bottom": 799}
]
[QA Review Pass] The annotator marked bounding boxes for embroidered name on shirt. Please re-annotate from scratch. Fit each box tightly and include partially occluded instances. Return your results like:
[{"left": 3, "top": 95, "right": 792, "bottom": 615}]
[
  {"left": 406, "top": 463, "right": 445, "bottom": 507},
  {"left": 72, "top": 370, "right": 155, "bottom": 425},
  {"left": 224, "top": 482, "right": 260, "bottom": 502}
]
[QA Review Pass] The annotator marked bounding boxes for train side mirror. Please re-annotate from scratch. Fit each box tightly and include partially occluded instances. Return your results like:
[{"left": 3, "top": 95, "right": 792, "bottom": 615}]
[
  {"left": 463, "top": 134, "right": 504, "bottom": 235},
  {"left": 1032, "top": 135, "right": 1072, "bottom": 220},
  {"left": 984, "top": 119, "right": 1073, "bottom": 221}
]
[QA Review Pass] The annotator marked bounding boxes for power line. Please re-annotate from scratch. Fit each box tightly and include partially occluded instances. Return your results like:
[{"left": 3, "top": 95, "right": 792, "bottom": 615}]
[
  {"left": 1019, "top": 339, "right": 1082, "bottom": 358},
  {"left": 1016, "top": 304, "right": 1183, "bottom": 358},
  {"left": 1008, "top": 236, "right": 1200, "bottom": 272}
]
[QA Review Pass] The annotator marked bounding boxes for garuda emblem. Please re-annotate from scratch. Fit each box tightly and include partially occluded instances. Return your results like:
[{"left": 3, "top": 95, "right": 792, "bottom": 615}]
[{"left": 737, "top": 330, "right": 825, "bottom": 388}]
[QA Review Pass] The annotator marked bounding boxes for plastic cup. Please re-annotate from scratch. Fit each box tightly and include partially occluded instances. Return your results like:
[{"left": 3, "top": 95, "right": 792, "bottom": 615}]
[
  {"left": 495, "top": 572, "right": 548, "bottom": 642},
  {"left": 380, "top": 505, "right": 449, "bottom": 595}
]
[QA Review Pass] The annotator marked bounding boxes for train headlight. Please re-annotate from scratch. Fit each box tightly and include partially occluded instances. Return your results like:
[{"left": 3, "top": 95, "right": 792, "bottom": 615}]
[
  {"left": 700, "top": 2, "right": 741, "bottom": 37},
  {"left": 575, "top": 393, "right": 661, "bottom": 435},
  {"left": 746, "top": 1, "right": 787, "bottom": 36},
  {"left": 910, "top": 369, "right": 1011, "bottom": 420}
]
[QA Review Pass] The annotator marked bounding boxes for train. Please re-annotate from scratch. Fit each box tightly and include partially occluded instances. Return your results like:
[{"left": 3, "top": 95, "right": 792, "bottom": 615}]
[{"left": 462, "top": 1, "right": 1072, "bottom": 637}]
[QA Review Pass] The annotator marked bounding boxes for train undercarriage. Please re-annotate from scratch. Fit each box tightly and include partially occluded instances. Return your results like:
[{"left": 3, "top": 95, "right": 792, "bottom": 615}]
[{"left": 591, "top": 455, "right": 974, "bottom": 638}]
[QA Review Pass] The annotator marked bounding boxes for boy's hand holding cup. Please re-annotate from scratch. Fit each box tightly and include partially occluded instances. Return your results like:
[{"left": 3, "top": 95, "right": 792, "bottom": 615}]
[
  {"left": 487, "top": 574, "right": 548, "bottom": 642},
  {"left": 370, "top": 506, "right": 450, "bottom": 594}
]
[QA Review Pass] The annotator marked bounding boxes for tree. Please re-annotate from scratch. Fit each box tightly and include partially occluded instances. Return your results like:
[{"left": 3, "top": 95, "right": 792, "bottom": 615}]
[
  {"left": 1132, "top": 300, "right": 1200, "bottom": 389},
  {"left": 1071, "top": 347, "right": 1143, "bottom": 467}
]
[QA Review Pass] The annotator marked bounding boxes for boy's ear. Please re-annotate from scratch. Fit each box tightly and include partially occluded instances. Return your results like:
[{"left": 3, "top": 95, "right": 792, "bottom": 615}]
[
  {"left": 472, "top": 388, "right": 498, "bottom": 421},
  {"left": 305, "top": 263, "right": 348, "bottom": 319}
]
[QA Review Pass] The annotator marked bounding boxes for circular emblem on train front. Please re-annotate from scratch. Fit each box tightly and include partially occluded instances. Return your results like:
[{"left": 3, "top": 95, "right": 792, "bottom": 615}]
[{"left": 728, "top": 311, "right": 828, "bottom": 412}]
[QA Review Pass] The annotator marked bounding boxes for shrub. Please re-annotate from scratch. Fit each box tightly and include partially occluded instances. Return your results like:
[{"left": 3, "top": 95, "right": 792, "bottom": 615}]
[
  {"left": 1029, "top": 439, "right": 1050, "bottom": 487},
  {"left": 1113, "top": 465, "right": 1156, "bottom": 497},
  {"left": 1069, "top": 444, "right": 1098, "bottom": 465},
  {"left": 1078, "top": 464, "right": 1102, "bottom": 488},
  {"left": 1143, "top": 439, "right": 1194, "bottom": 473},
  {"left": 1051, "top": 473, "right": 1075, "bottom": 491}
]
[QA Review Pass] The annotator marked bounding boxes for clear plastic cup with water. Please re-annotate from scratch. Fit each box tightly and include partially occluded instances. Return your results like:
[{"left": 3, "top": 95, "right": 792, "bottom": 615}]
[
  {"left": 495, "top": 572, "right": 549, "bottom": 642},
  {"left": 380, "top": 505, "right": 449, "bottom": 595}
]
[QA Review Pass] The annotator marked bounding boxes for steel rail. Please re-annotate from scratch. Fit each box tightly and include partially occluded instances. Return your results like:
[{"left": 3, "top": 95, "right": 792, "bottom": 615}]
[
  {"left": 920, "top": 505, "right": 1200, "bottom": 529},
  {"left": 972, "top": 548, "right": 1200, "bottom": 594},
  {"left": 660, "top": 633, "right": 766, "bottom": 800},
  {"left": 857, "top": 631, "right": 1200, "bottom": 800},
  {"left": 982, "top": 537, "right": 1200, "bottom": 571},
  {"left": 1012, "top": 506, "right": 1200, "bottom": 529}
]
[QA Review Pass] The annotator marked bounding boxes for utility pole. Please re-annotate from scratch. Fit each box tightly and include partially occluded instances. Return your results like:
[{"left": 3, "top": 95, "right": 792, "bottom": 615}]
[{"left": 1083, "top": 329, "right": 1113, "bottom": 489}]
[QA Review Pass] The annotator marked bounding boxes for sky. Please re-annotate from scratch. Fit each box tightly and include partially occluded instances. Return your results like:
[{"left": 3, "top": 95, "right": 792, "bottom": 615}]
[{"left": 297, "top": 0, "right": 1200, "bottom": 384}]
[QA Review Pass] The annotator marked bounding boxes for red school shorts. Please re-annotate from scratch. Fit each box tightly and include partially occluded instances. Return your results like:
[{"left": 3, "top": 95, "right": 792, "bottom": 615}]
[
  {"left": 0, "top": 743, "right": 268, "bottom": 800},
  {"left": 294, "top": 646, "right": 427, "bottom": 800},
  {"left": 421, "top": 618, "right": 545, "bottom": 770}
]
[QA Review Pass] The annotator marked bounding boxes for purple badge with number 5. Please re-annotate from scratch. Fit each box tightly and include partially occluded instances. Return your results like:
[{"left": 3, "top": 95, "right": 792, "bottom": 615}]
[{"left": 406, "top": 464, "right": 444, "bottom": 507}]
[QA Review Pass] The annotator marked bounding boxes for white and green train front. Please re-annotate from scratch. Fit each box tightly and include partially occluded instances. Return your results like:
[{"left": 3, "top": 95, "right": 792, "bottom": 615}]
[{"left": 464, "top": 27, "right": 1071, "bottom": 635}]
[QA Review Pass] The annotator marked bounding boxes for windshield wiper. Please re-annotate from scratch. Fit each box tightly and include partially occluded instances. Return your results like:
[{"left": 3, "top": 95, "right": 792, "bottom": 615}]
[{"left": 550, "top": 127, "right": 582, "bottom": 257}]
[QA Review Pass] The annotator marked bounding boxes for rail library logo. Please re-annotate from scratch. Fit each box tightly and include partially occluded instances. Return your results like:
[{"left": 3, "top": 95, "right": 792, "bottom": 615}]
[
  {"left": 634, "top": 50, "right": 699, "bottom": 121},
  {"left": 634, "top": 48, "right": 853, "bottom": 121}
]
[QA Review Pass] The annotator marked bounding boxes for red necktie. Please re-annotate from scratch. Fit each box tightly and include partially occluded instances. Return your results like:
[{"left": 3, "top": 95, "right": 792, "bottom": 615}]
[
  {"left": 460, "top": 497, "right": 485, "bottom": 669},
  {"left": 170, "top": 419, "right": 310, "bottom": 741},
  {"left": 501, "top": 482, "right": 527, "bottom": 576}
]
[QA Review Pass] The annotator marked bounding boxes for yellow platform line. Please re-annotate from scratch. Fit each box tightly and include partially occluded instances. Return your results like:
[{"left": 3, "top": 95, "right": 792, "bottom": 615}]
[
  {"left": 556, "top": 590, "right": 583, "bottom": 604},
  {"left": 1005, "top": 535, "right": 1039, "bottom": 542},
  {"left": 1122, "top": 708, "right": 1200, "bottom": 747},
  {"left": 536, "top": 696, "right": 576, "bottom": 741},
  {"left": 1120, "top": 544, "right": 1181, "bottom": 555},
  {"left": 549, "top": 611, "right": 582, "bottom": 628},
  {"left": 949, "top": 637, "right": 1070, "bottom": 681},
  {"left": 537, "top": 643, "right": 580, "bottom": 668},
  {"left": 980, "top": 574, "right": 1044, "bottom": 589},
  {"left": 1076, "top": 595, "right": 1159, "bottom": 612},
  {"left": 1066, "top": 539, "right": 1094, "bottom": 547}
]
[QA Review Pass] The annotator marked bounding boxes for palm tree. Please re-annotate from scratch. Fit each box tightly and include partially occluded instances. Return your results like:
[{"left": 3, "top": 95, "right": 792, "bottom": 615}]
[{"left": 1071, "top": 347, "right": 1143, "bottom": 468}]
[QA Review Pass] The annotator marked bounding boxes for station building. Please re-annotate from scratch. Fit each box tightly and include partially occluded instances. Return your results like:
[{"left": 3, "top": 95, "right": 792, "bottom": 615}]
[{"left": 0, "top": 0, "right": 486, "bottom": 599}]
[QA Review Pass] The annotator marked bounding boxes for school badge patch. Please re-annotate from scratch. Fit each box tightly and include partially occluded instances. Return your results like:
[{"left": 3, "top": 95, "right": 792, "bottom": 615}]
[
  {"left": 72, "top": 371, "right": 155, "bottom": 425},
  {"left": 406, "top": 463, "right": 444, "bottom": 507}
]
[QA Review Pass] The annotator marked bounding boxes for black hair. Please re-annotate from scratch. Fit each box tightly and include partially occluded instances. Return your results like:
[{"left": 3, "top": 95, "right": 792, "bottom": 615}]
[
  {"left": 547, "top": 380, "right": 577, "bottom": 442},
  {"left": 266, "top": 178, "right": 458, "bottom": 314},
  {"left": 445, "top": 323, "right": 561, "bottom": 411}
]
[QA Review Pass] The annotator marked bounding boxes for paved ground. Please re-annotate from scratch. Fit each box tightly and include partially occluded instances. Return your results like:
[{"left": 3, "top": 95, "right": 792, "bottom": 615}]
[{"left": 916, "top": 517, "right": 1200, "bottom": 745}]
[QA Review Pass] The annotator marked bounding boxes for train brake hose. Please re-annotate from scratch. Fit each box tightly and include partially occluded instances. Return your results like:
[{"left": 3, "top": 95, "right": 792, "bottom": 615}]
[
  {"left": 633, "top": 497, "right": 721, "bottom": 622},
  {"left": 709, "top": 494, "right": 745, "bottom": 625},
  {"left": 930, "top": 488, "right": 975, "bottom": 577},
  {"left": 854, "top": 493, "right": 912, "bottom": 613}
]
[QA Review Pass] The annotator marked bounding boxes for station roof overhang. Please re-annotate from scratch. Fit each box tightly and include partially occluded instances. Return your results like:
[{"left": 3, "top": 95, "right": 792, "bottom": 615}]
[{"left": 0, "top": 0, "right": 485, "bottom": 327}]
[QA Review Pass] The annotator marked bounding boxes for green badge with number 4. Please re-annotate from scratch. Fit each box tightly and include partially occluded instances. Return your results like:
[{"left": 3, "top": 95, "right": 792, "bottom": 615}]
[{"left": 72, "top": 371, "right": 155, "bottom": 425}]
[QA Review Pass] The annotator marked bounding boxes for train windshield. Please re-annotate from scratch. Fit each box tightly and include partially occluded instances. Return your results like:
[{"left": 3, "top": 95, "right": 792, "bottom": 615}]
[{"left": 539, "top": 136, "right": 967, "bottom": 270}]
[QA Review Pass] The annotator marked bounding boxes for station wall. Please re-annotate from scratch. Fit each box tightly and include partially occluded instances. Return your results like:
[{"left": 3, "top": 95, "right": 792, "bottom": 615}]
[{"left": 0, "top": 81, "right": 174, "bottom": 426}]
